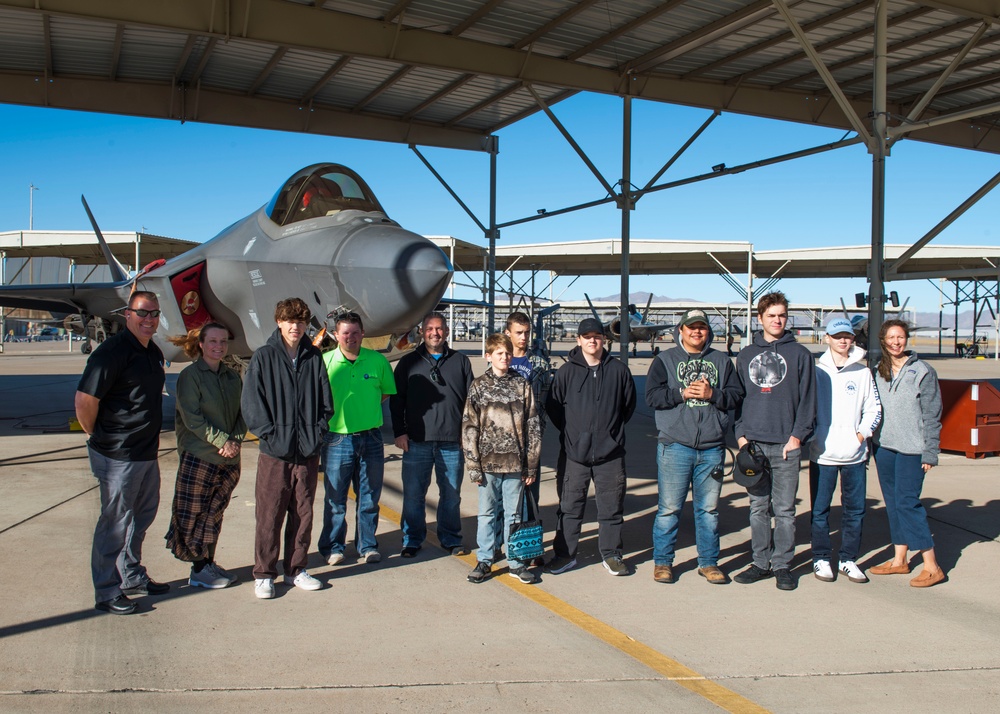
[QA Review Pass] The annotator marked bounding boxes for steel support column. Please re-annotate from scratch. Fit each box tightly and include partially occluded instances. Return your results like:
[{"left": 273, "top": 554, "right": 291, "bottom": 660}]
[
  {"left": 868, "top": 0, "right": 888, "bottom": 368},
  {"left": 619, "top": 96, "right": 632, "bottom": 365},
  {"left": 746, "top": 247, "right": 753, "bottom": 348},
  {"left": 488, "top": 136, "right": 498, "bottom": 332},
  {"left": 0, "top": 250, "right": 5, "bottom": 355}
]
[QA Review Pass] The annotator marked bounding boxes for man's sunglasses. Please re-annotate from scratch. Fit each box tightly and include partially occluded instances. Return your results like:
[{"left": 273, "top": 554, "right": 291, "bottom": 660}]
[
  {"left": 130, "top": 308, "right": 161, "bottom": 318},
  {"left": 430, "top": 365, "right": 442, "bottom": 384}
]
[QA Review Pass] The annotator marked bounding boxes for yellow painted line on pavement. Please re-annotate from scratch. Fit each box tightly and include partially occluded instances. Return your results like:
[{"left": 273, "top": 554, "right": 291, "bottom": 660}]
[
  {"left": 373, "top": 500, "right": 770, "bottom": 714},
  {"left": 495, "top": 579, "right": 770, "bottom": 713}
]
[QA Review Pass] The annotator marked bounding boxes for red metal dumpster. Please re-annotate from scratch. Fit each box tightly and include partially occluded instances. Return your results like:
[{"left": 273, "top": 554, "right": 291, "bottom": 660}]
[{"left": 939, "top": 379, "right": 1000, "bottom": 458}]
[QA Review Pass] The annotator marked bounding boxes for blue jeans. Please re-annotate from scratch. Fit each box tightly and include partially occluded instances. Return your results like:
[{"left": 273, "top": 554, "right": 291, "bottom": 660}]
[
  {"left": 874, "top": 447, "right": 934, "bottom": 551},
  {"left": 401, "top": 440, "right": 465, "bottom": 549},
  {"left": 318, "top": 429, "right": 385, "bottom": 556},
  {"left": 746, "top": 442, "right": 801, "bottom": 571},
  {"left": 475, "top": 473, "right": 526, "bottom": 569},
  {"left": 653, "top": 443, "right": 723, "bottom": 567},
  {"left": 809, "top": 461, "right": 866, "bottom": 562}
]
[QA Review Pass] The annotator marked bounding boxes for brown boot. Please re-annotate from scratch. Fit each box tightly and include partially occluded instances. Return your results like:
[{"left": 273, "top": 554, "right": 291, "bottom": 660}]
[
  {"left": 698, "top": 566, "right": 728, "bottom": 584},
  {"left": 653, "top": 564, "right": 675, "bottom": 583}
]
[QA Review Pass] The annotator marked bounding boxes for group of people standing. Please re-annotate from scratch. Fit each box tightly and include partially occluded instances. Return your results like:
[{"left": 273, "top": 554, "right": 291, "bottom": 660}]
[
  {"left": 645, "top": 293, "right": 944, "bottom": 591},
  {"left": 74, "top": 289, "right": 945, "bottom": 615}
]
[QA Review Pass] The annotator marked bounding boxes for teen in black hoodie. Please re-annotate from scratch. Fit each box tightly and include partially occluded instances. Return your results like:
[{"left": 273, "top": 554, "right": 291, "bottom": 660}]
[{"left": 545, "top": 319, "right": 636, "bottom": 576}]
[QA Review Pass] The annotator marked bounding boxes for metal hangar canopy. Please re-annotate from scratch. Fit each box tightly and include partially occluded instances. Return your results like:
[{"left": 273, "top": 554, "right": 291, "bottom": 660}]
[
  {"left": 2, "top": 0, "right": 1000, "bottom": 153},
  {"left": 0, "top": 230, "right": 199, "bottom": 269},
  {"left": 447, "top": 238, "right": 1000, "bottom": 280}
]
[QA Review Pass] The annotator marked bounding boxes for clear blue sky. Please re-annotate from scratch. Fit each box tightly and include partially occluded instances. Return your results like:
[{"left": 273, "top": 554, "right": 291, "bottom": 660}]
[{"left": 3, "top": 94, "right": 999, "bottom": 315}]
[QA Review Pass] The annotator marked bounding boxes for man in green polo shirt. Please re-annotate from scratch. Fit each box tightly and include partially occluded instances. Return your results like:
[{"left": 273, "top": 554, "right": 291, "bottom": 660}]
[{"left": 318, "top": 311, "right": 396, "bottom": 564}]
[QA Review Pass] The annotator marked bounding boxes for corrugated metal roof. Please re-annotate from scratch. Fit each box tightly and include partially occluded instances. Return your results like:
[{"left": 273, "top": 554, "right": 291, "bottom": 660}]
[{"left": 0, "top": 0, "right": 999, "bottom": 153}]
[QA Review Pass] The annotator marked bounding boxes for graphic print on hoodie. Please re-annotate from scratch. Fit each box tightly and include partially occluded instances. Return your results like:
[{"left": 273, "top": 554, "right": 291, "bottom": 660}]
[
  {"left": 677, "top": 359, "right": 718, "bottom": 407},
  {"left": 747, "top": 350, "right": 786, "bottom": 391}
]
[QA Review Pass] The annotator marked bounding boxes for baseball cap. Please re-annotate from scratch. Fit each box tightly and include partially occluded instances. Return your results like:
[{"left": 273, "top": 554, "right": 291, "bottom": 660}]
[
  {"left": 577, "top": 317, "right": 605, "bottom": 336},
  {"left": 680, "top": 308, "right": 710, "bottom": 327},
  {"left": 825, "top": 317, "right": 855, "bottom": 337},
  {"left": 734, "top": 442, "right": 770, "bottom": 488}
]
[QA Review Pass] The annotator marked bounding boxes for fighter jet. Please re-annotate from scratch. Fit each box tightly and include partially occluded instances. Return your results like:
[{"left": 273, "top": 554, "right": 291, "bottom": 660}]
[
  {"left": 0, "top": 163, "right": 453, "bottom": 363},
  {"left": 583, "top": 293, "right": 675, "bottom": 356}
]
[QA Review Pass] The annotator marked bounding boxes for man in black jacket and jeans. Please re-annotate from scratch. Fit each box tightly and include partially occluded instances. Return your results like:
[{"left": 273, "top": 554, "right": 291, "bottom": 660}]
[
  {"left": 242, "top": 297, "right": 333, "bottom": 600},
  {"left": 546, "top": 318, "right": 637, "bottom": 576},
  {"left": 390, "top": 312, "right": 474, "bottom": 558}
]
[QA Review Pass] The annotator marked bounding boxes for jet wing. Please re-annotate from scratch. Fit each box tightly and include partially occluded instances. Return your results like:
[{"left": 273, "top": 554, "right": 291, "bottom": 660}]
[
  {"left": 0, "top": 282, "right": 131, "bottom": 318},
  {"left": 628, "top": 322, "right": 674, "bottom": 339},
  {"left": 437, "top": 297, "right": 491, "bottom": 307}
]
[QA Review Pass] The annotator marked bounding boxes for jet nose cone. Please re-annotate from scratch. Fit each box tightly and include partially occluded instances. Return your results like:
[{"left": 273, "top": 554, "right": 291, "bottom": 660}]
[{"left": 337, "top": 223, "right": 453, "bottom": 333}]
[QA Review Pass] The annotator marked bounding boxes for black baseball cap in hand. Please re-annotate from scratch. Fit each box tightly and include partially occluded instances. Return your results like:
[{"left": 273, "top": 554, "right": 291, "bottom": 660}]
[{"left": 734, "top": 441, "right": 770, "bottom": 487}]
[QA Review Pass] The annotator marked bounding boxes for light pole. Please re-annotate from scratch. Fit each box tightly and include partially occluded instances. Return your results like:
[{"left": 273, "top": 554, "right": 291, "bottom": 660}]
[{"left": 29, "top": 183, "right": 38, "bottom": 230}]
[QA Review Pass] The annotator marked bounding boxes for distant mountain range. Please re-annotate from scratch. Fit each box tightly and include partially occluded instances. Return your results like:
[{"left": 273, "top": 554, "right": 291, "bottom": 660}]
[
  {"left": 911, "top": 310, "right": 994, "bottom": 330},
  {"left": 593, "top": 293, "right": 991, "bottom": 330},
  {"left": 592, "top": 292, "right": 698, "bottom": 304}
]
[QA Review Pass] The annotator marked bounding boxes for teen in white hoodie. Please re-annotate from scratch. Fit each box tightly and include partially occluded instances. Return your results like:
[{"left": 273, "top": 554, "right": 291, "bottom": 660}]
[{"left": 808, "top": 318, "right": 881, "bottom": 584}]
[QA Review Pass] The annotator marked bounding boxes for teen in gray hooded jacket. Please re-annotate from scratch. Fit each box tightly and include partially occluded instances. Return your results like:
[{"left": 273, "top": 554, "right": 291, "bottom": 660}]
[
  {"left": 645, "top": 309, "right": 743, "bottom": 584},
  {"left": 870, "top": 320, "right": 945, "bottom": 588}
]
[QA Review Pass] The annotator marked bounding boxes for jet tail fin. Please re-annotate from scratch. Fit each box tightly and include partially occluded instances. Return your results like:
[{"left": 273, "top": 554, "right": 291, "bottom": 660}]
[
  {"left": 583, "top": 293, "right": 602, "bottom": 323},
  {"left": 81, "top": 196, "right": 129, "bottom": 283},
  {"left": 641, "top": 293, "right": 653, "bottom": 323}
]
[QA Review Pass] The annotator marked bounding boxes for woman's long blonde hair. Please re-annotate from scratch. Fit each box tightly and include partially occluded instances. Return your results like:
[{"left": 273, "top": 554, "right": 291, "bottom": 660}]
[{"left": 168, "top": 321, "right": 230, "bottom": 360}]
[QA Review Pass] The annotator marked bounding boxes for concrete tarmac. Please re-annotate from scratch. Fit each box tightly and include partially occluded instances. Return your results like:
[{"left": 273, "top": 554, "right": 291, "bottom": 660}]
[{"left": 0, "top": 341, "right": 998, "bottom": 713}]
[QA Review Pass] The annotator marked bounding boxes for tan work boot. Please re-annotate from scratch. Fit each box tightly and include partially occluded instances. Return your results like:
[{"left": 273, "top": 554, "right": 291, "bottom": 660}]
[
  {"left": 698, "top": 566, "right": 728, "bottom": 584},
  {"left": 653, "top": 564, "right": 674, "bottom": 583}
]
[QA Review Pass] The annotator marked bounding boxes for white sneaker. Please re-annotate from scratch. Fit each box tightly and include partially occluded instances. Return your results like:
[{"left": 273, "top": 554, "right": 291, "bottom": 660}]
[
  {"left": 326, "top": 552, "right": 345, "bottom": 566},
  {"left": 283, "top": 571, "right": 322, "bottom": 591},
  {"left": 839, "top": 560, "right": 869, "bottom": 583},
  {"left": 813, "top": 559, "right": 835, "bottom": 582},
  {"left": 361, "top": 551, "right": 382, "bottom": 564},
  {"left": 254, "top": 578, "right": 275, "bottom": 599}
]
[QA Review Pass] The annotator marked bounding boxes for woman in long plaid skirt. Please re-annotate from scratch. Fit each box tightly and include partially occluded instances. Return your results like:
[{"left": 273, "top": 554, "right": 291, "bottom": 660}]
[{"left": 165, "top": 322, "right": 246, "bottom": 589}]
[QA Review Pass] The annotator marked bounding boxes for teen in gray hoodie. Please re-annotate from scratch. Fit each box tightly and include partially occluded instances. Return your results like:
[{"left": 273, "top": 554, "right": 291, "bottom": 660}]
[
  {"left": 870, "top": 320, "right": 945, "bottom": 588},
  {"left": 645, "top": 309, "right": 743, "bottom": 584}
]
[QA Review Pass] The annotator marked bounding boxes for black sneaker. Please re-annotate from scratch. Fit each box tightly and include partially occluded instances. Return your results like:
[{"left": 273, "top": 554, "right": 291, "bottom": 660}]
[
  {"left": 734, "top": 564, "right": 773, "bottom": 584},
  {"left": 400, "top": 546, "right": 420, "bottom": 558},
  {"left": 602, "top": 555, "right": 629, "bottom": 576},
  {"left": 449, "top": 545, "right": 470, "bottom": 556},
  {"left": 94, "top": 594, "right": 136, "bottom": 615},
  {"left": 508, "top": 567, "right": 538, "bottom": 584},
  {"left": 467, "top": 561, "right": 492, "bottom": 583},
  {"left": 774, "top": 568, "right": 797, "bottom": 591},
  {"left": 545, "top": 556, "right": 577, "bottom": 575}
]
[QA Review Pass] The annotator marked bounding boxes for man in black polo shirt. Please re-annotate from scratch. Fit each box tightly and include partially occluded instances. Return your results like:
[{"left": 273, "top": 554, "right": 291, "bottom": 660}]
[{"left": 76, "top": 291, "right": 168, "bottom": 615}]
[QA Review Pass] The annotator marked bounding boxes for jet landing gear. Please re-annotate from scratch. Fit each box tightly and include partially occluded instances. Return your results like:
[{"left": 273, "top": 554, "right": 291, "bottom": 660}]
[
  {"left": 79, "top": 315, "right": 110, "bottom": 355},
  {"left": 80, "top": 314, "right": 93, "bottom": 354}
]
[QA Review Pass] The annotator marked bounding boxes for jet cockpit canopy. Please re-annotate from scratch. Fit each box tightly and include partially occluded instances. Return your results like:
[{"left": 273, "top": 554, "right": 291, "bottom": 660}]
[{"left": 266, "top": 164, "right": 386, "bottom": 226}]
